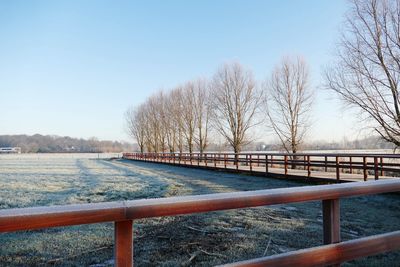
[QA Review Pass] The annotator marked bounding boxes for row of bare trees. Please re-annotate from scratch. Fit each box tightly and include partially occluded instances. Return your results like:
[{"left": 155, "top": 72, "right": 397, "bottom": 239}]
[
  {"left": 126, "top": 57, "right": 313, "bottom": 154},
  {"left": 125, "top": 79, "right": 213, "bottom": 153}
]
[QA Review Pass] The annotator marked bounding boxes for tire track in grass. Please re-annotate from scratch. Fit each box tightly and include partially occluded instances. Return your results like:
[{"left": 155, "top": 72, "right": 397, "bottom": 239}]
[{"left": 89, "top": 159, "right": 172, "bottom": 200}]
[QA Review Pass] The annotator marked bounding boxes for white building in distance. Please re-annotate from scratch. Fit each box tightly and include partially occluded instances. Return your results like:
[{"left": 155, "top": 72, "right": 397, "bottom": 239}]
[{"left": 0, "top": 147, "right": 22, "bottom": 154}]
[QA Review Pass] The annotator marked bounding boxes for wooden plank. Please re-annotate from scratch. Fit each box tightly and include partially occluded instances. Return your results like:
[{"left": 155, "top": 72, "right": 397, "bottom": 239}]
[
  {"left": 1, "top": 180, "right": 400, "bottom": 232},
  {"left": 0, "top": 202, "right": 126, "bottom": 232},
  {"left": 219, "top": 230, "right": 400, "bottom": 267}
]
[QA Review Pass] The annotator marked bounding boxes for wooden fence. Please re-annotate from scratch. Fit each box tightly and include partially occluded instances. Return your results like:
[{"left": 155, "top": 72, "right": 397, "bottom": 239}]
[
  {"left": 123, "top": 152, "right": 400, "bottom": 182},
  {"left": 1, "top": 180, "right": 400, "bottom": 266}
]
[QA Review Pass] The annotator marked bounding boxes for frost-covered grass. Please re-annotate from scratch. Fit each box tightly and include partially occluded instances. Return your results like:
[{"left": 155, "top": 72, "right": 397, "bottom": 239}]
[{"left": 0, "top": 154, "right": 399, "bottom": 266}]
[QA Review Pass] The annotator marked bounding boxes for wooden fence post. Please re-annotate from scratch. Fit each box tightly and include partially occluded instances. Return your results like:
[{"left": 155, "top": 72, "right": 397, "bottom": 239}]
[
  {"left": 236, "top": 154, "right": 239, "bottom": 170},
  {"left": 349, "top": 156, "right": 353, "bottom": 174},
  {"left": 115, "top": 220, "right": 133, "bottom": 267},
  {"left": 307, "top": 155, "right": 311, "bottom": 177},
  {"left": 325, "top": 156, "right": 328, "bottom": 172},
  {"left": 374, "top": 157, "right": 379, "bottom": 180},
  {"left": 224, "top": 154, "right": 227, "bottom": 169},
  {"left": 336, "top": 156, "right": 340, "bottom": 181},
  {"left": 363, "top": 156, "right": 367, "bottom": 181},
  {"left": 284, "top": 155, "right": 288, "bottom": 175},
  {"left": 250, "top": 154, "right": 253, "bottom": 172},
  {"left": 265, "top": 155, "right": 269, "bottom": 174},
  {"left": 322, "top": 198, "right": 341, "bottom": 267},
  {"left": 380, "top": 157, "right": 384, "bottom": 176},
  {"left": 322, "top": 199, "right": 341, "bottom": 245}
]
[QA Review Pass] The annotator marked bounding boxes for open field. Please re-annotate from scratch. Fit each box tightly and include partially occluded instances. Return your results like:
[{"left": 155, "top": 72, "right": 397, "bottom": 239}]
[{"left": 0, "top": 154, "right": 399, "bottom": 266}]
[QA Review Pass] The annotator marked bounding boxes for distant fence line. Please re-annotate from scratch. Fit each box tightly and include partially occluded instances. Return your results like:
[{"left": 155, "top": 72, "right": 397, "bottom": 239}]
[{"left": 122, "top": 152, "right": 400, "bottom": 182}]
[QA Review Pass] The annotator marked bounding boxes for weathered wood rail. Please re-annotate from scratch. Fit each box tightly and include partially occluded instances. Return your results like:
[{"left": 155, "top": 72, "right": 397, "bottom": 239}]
[
  {"left": 123, "top": 152, "right": 400, "bottom": 182},
  {"left": 1, "top": 180, "right": 400, "bottom": 266}
]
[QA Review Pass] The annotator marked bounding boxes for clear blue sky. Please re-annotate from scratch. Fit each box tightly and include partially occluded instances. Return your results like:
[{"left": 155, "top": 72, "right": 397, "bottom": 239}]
[{"left": 0, "top": 0, "right": 359, "bottom": 143}]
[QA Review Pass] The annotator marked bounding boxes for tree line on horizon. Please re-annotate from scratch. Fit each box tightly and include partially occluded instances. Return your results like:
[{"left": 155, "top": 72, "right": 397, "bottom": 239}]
[
  {"left": 0, "top": 134, "right": 133, "bottom": 153},
  {"left": 126, "top": 0, "right": 400, "bottom": 154}
]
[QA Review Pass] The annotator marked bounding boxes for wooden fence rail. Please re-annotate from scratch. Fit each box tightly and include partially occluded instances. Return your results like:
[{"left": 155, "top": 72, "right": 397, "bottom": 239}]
[
  {"left": 1, "top": 180, "right": 400, "bottom": 266},
  {"left": 123, "top": 152, "right": 400, "bottom": 182}
]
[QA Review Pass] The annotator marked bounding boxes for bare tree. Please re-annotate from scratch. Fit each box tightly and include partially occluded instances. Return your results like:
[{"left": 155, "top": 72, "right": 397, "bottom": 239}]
[
  {"left": 265, "top": 56, "right": 313, "bottom": 154},
  {"left": 155, "top": 92, "right": 168, "bottom": 152},
  {"left": 193, "top": 78, "right": 212, "bottom": 154},
  {"left": 180, "top": 82, "right": 197, "bottom": 153},
  {"left": 125, "top": 105, "right": 147, "bottom": 153},
  {"left": 211, "top": 62, "right": 262, "bottom": 158},
  {"left": 170, "top": 87, "right": 186, "bottom": 153},
  {"left": 325, "top": 0, "right": 400, "bottom": 147},
  {"left": 146, "top": 94, "right": 165, "bottom": 152},
  {"left": 164, "top": 92, "right": 178, "bottom": 152}
]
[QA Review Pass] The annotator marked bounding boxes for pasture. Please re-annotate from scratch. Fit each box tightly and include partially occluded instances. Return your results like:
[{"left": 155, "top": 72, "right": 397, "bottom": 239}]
[{"left": 0, "top": 154, "right": 399, "bottom": 266}]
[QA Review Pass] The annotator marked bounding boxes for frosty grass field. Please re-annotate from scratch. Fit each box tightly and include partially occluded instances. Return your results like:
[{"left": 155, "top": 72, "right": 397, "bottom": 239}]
[{"left": 0, "top": 153, "right": 399, "bottom": 266}]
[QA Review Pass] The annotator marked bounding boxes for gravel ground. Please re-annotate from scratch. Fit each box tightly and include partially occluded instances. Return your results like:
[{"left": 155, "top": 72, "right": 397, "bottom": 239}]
[{"left": 0, "top": 155, "right": 399, "bottom": 266}]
